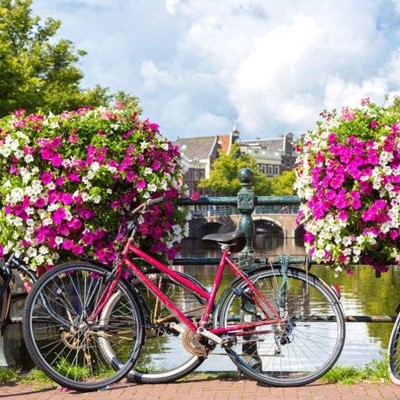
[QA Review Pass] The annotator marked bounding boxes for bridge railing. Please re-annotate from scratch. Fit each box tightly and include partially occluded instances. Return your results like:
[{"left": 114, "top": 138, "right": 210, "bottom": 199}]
[
  {"left": 177, "top": 168, "right": 301, "bottom": 261},
  {"left": 188, "top": 203, "right": 299, "bottom": 217}
]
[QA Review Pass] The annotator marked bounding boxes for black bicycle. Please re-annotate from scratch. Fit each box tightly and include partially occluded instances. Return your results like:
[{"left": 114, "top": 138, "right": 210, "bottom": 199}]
[{"left": 0, "top": 254, "right": 37, "bottom": 332}]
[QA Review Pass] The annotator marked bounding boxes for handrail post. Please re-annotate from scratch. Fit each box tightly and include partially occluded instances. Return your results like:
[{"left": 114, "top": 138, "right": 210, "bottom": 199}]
[
  {"left": 237, "top": 168, "right": 255, "bottom": 266},
  {"left": 236, "top": 168, "right": 261, "bottom": 369}
]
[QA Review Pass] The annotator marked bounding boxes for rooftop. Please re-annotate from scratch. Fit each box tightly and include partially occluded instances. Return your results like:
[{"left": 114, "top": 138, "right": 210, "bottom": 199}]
[{"left": 174, "top": 136, "right": 218, "bottom": 161}]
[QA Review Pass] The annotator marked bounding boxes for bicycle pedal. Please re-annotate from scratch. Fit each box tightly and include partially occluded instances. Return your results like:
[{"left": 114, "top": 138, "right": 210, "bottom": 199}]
[{"left": 169, "top": 322, "right": 185, "bottom": 334}]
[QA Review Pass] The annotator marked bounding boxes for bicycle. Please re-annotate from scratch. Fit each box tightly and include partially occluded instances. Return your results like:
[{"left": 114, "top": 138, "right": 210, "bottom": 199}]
[
  {"left": 22, "top": 196, "right": 346, "bottom": 391},
  {"left": 388, "top": 303, "right": 400, "bottom": 384},
  {"left": 0, "top": 254, "right": 37, "bottom": 331}
]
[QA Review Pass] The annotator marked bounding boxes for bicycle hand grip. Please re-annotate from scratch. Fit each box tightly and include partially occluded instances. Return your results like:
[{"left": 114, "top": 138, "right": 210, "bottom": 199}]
[{"left": 146, "top": 196, "right": 165, "bottom": 206}]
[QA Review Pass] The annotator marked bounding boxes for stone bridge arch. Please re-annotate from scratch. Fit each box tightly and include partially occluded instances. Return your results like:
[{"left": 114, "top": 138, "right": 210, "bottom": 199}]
[
  {"left": 188, "top": 213, "right": 299, "bottom": 239},
  {"left": 187, "top": 216, "right": 237, "bottom": 238},
  {"left": 253, "top": 217, "right": 284, "bottom": 236},
  {"left": 294, "top": 224, "right": 305, "bottom": 246},
  {"left": 229, "top": 214, "right": 298, "bottom": 238}
]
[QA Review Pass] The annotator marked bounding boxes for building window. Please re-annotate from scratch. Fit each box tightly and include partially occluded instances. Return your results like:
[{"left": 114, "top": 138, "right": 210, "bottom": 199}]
[
  {"left": 274, "top": 166, "right": 280, "bottom": 175},
  {"left": 267, "top": 165, "right": 273, "bottom": 175}
]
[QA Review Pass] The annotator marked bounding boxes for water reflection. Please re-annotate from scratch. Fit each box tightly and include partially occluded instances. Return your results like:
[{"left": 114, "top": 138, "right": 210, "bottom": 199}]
[{"left": 179, "top": 237, "right": 400, "bottom": 368}]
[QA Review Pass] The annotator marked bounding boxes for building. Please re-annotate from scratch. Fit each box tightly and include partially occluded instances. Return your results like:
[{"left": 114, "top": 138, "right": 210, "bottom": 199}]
[
  {"left": 174, "top": 130, "right": 239, "bottom": 195},
  {"left": 174, "top": 130, "right": 295, "bottom": 194},
  {"left": 239, "top": 133, "right": 296, "bottom": 176}
]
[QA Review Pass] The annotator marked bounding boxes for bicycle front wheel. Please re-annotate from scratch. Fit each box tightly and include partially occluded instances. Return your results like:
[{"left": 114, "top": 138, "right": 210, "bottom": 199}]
[
  {"left": 217, "top": 266, "right": 346, "bottom": 387},
  {"left": 22, "top": 262, "right": 144, "bottom": 392},
  {"left": 388, "top": 312, "right": 400, "bottom": 384}
]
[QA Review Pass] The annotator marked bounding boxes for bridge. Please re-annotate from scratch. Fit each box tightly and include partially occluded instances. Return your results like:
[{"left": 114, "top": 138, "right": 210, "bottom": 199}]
[{"left": 188, "top": 204, "right": 302, "bottom": 239}]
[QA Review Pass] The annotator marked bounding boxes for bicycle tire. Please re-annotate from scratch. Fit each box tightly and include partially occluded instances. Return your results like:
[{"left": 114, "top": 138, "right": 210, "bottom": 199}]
[
  {"left": 100, "top": 271, "right": 207, "bottom": 383},
  {"left": 388, "top": 312, "right": 400, "bottom": 384},
  {"left": 216, "top": 266, "right": 346, "bottom": 387},
  {"left": 22, "top": 261, "right": 144, "bottom": 392}
]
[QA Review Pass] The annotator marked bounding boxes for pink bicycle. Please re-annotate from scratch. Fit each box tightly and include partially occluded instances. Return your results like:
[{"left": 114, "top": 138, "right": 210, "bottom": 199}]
[{"left": 22, "top": 197, "right": 345, "bottom": 391}]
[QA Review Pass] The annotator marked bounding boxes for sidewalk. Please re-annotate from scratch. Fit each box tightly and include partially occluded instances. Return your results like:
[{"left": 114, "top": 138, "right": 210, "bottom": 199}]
[{"left": 2, "top": 376, "right": 400, "bottom": 400}]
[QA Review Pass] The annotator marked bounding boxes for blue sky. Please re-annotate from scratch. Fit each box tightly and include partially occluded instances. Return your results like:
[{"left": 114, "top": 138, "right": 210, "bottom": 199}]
[{"left": 32, "top": 0, "right": 400, "bottom": 141}]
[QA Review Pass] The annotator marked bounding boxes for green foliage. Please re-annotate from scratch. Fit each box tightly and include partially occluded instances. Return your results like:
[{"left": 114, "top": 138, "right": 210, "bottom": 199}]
[
  {"left": 270, "top": 170, "right": 295, "bottom": 195},
  {"left": 20, "top": 367, "right": 52, "bottom": 384},
  {"left": 0, "top": 367, "right": 17, "bottom": 383},
  {"left": 112, "top": 90, "right": 141, "bottom": 110},
  {"left": 321, "top": 365, "right": 361, "bottom": 384},
  {"left": 0, "top": 0, "right": 136, "bottom": 116},
  {"left": 198, "top": 143, "right": 272, "bottom": 196},
  {"left": 321, "top": 356, "right": 389, "bottom": 384},
  {"left": 54, "top": 358, "right": 114, "bottom": 381}
]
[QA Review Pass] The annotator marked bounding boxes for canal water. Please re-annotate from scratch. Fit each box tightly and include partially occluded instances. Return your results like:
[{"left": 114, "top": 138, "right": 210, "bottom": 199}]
[
  {"left": 178, "top": 235, "right": 400, "bottom": 370},
  {"left": 1, "top": 234, "right": 399, "bottom": 371}
]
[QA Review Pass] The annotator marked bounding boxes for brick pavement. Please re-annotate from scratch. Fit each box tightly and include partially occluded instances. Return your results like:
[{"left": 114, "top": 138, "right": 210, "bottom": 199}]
[{"left": 2, "top": 376, "right": 400, "bottom": 400}]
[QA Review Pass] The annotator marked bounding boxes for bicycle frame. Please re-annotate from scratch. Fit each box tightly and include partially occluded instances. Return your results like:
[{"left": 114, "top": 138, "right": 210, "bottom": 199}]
[
  {"left": 0, "top": 254, "right": 37, "bottom": 325},
  {"left": 90, "top": 237, "right": 283, "bottom": 341}
]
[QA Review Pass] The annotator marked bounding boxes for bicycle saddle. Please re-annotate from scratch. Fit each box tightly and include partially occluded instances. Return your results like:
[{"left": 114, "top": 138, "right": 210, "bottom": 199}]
[{"left": 202, "top": 230, "right": 246, "bottom": 253}]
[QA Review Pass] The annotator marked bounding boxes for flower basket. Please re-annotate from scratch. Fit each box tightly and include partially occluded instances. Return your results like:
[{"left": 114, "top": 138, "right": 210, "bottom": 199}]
[
  {"left": 295, "top": 98, "right": 400, "bottom": 273},
  {"left": 0, "top": 105, "right": 188, "bottom": 270}
]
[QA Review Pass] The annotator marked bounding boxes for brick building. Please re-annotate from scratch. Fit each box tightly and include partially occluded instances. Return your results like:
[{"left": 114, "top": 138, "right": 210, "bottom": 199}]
[{"left": 174, "top": 130, "right": 295, "bottom": 194}]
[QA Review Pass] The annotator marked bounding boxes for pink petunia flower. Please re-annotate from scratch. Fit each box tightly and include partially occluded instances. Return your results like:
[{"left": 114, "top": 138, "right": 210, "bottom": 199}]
[
  {"left": 52, "top": 207, "right": 67, "bottom": 224},
  {"left": 51, "top": 153, "right": 63, "bottom": 167},
  {"left": 191, "top": 192, "right": 199, "bottom": 201},
  {"left": 40, "top": 172, "right": 53, "bottom": 185}
]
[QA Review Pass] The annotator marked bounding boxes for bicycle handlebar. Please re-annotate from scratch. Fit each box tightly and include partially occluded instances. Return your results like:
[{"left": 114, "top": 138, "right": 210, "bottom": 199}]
[
  {"left": 146, "top": 196, "right": 165, "bottom": 206},
  {"left": 131, "top": 196, "right": 166, "bottom": 215}
]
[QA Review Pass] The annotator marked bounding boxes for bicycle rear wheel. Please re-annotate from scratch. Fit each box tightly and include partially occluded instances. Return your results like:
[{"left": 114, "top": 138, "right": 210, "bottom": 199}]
[
  {"left": 217, "top": 266, "right": 345, "bottom": 386},
  {"left": 22, "top": 262, "right": 144, "bottom": 392},
  {"left": 100, "top": 272, "right": 207, "bottom": 383},
  {"left": 388, "top": 312, "right": 400, "bottom": 384}
]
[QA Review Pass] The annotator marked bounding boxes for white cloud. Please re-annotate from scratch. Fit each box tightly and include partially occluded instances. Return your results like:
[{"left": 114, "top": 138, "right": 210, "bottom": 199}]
[
  {"left": 140, "top": 61, "right": 174, "bottom": 92},
  {"left": 165, "top": 0, "right": 182, "bottom": 15},
  {"left": 191, "top": 112, "right": 233, "bottom": 136},
  {"left": 229, "top": 14, "right": 319, "bottom": 133},
  {"left": 31, "top": 0, "right": 400, "bottom": 140},
  {"left": 158, "top": 91, "right": 232, "bottom": 137},
  {"left": 324, "top": 77, "right": 389, "bottom": 110}
]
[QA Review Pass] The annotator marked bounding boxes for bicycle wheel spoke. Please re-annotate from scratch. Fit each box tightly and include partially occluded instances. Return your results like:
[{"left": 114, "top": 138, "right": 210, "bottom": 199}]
[
  {"left": 23, "top": 262, "right": 144, "bottom": 392},
  {"left": 102, "top": 273, "right": 207, "bottom": 384},
  {"left": 217, "top": 267, "right": 345, "bottom": 386}
]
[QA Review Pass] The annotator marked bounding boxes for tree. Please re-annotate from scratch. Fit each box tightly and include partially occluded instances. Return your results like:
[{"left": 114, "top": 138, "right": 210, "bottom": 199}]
[
  {"left": 270, "top": 170, "right": 296, "bottom": 195},
  {"left": 198, "top": 143, "right": 272, "bottom": 196},
  {"left": 112, "top": 90, "right": 141, "bottom": 110},
  {"left": 0, "top": 0, "right": 126, "bottom": 116},
  {"left": 389, "top": 95, "right": 400, "bottom": 118}
]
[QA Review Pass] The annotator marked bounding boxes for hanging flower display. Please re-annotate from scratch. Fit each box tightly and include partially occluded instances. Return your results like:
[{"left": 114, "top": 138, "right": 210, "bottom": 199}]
[
  {"left": 295, "top": 98, "right": 400, "bottom": 272},
  {"left": 0, "top": 105, "right": 189, "bottom": 269}
]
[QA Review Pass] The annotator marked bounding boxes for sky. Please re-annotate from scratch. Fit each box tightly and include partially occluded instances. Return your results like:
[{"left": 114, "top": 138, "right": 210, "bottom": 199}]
[{"left": 31, "top": 0, "right": 400, "bottom": 141}]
